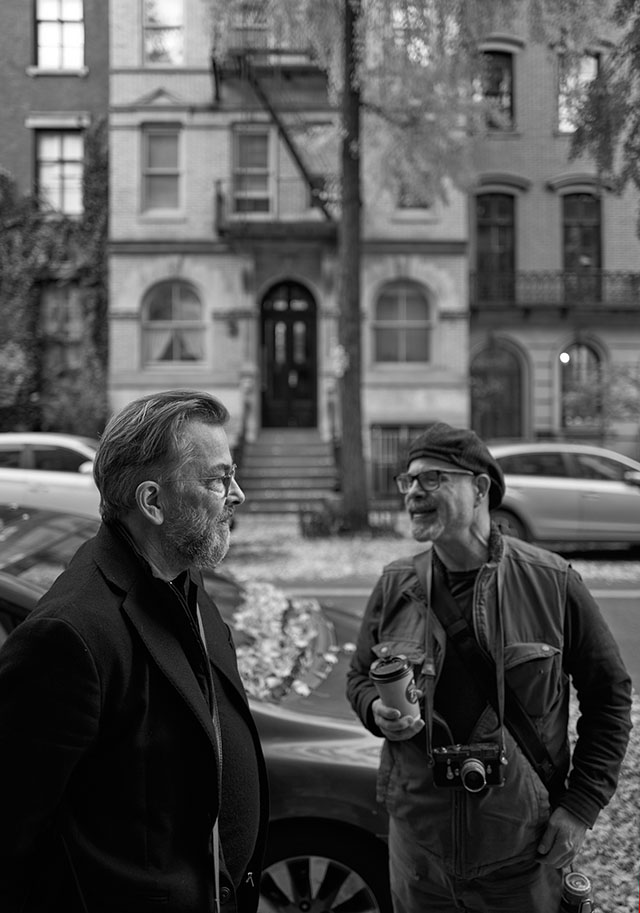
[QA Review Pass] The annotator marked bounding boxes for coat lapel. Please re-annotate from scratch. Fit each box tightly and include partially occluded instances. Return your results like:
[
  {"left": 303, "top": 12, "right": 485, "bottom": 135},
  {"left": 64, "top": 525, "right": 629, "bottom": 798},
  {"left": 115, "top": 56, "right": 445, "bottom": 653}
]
[
  {"left": 93, "top": 524, "right": 219, "bottom": 756},
  {"left": 121, "top": 591, "right": 219, "bottom": 753}
]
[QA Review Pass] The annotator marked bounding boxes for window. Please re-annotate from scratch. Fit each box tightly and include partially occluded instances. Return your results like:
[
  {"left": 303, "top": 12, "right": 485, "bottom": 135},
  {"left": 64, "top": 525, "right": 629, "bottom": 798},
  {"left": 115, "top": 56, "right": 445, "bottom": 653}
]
[
  {"left": 143, "top": 0, "right": 184, "bottom": 65},
  {"left": 142, "top": 127, "right": 180, "bottom": 211},
  {"left": 558, "top": 53, "right": 599, "bottom": 133},
  {"left": 397, "top": 178, "right": 432, "bottom": 211},
  {"left": 482, "top": 51, "right": 514, "bottom": 130},
  {"left": 373, "top": 282, "right": 432, "bottom": 363},
  {"left": 560, "top": 343, "right": 603, "bottom": 428},
  {"left": 36, "top": 0, "right": 84, "bottom": 70},
  {"left": 496, "top": 452, "right": 569, "bottom": 477},
  {"left": 573, "top": 453, "right": 629, "bottom": 482},
  {"left": 370, "top": 424, "right": 424, "bottom": 498},
  {"left": 230, "top": 2, "right": 269, "bottom": 50},
  {"left": 562, "top": 193, "right": 601, "bottom": 301},
  {"left": 0, "top": 447, "right": 22, "bottom": 469},
  {"left": 142, "top": 281, "right": 205, "bottom": 364},
  {"left": 31, "top": 446, "right": 90, "bottom": 473},
  {"left": 232, "top": 129, "right": 270, "bottom": 213},
  {"left": 475, "top": 193, "right": 515, "bottom": 302},
  {"left": 36, "top": 131, "right": 83, "bottom": 215}
]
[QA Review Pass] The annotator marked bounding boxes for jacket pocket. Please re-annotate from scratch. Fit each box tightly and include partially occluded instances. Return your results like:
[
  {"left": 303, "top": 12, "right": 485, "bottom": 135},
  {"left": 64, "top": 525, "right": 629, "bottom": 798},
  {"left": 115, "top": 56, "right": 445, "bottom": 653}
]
[{"left": 504, "top": 642, "right": 564, "bottom": 718}]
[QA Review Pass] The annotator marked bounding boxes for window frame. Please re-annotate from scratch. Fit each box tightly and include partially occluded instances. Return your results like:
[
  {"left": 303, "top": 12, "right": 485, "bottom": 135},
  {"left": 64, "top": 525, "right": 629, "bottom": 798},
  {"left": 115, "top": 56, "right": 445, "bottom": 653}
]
[
  {"left": 372, "top": 281, "right": 433, "bottom": 365},
  {"left": 481, "top": 50, "right": 515, "bottom": 131},
  {"left": 475, "top": 192, "right": 516, "bottom": 302},
  {"left": 35, "top": 129, "right": 84, "bottom": 216},
  {"left": 559, "top": 341, "right": 604, "bottom": 430},
  {"left": 141, "top": 125, "right": 182, "bottom": 214},
  {"left": 35, "top": 0, "right": 85, "bottom": 71},
  {"left": 142, "top": 0, "right": 184, "bottom": 66},
  {"left": 141, "top": 280, "right": 207, "bottom": 367},
  {"left": 231, "top": 126, "right": 272, "bottom": 215},
  {"left": 557, "top": 52, "right": 600, "bottom": 134}
]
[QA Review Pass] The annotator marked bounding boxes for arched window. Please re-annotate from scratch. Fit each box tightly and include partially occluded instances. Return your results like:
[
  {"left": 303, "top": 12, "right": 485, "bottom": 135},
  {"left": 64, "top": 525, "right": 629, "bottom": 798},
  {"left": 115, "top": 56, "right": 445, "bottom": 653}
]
[
  {"left": 142, "top": 281, "right": 205, "bottom": 365},
  {"left": 373, "top": 281, "right": 432, "bottom": 363},
  {"left": 560, "top": 342, "right": 603, "bottom": 428}
]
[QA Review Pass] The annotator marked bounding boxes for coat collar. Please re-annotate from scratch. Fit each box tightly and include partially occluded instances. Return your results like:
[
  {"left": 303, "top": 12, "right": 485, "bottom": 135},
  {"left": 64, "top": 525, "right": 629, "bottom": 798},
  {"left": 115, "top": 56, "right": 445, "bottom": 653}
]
[{"left": 90, "top": 523, "right": 229, "bottom": 757}]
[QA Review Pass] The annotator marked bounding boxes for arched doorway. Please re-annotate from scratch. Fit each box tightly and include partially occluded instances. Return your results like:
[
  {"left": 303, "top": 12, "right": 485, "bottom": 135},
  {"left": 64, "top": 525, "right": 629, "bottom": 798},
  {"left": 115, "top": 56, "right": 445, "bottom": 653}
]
[
  {"left": 471, "top": 342, "right": 523, "bottom": 440},
  {"left": 260, "top": 281, "right": 317, "bottom": 428}
]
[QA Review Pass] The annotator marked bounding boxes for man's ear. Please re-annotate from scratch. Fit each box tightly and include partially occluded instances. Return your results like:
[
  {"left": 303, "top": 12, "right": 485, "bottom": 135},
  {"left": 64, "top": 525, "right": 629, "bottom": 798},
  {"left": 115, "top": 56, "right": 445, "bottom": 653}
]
[
  {"left": 476, "top": 473, "right": 492, "bottom": 503},
  {"left": 135, "top": 481, "right": 164, "bottom": 525}
]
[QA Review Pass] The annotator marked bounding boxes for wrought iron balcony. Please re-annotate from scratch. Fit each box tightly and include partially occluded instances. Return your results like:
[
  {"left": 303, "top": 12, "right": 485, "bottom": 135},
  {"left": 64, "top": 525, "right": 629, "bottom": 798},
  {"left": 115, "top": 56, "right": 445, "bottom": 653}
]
[{"left": 470, "top": 271, "right": 640, "bottom": 310}]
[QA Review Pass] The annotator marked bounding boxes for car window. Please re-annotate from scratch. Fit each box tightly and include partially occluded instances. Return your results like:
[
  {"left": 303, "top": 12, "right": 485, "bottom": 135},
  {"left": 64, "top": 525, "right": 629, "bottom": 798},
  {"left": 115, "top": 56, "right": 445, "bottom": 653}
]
[
  {"left": 497, "top": 452, "right": 569, "bottom": 477},
  {"left": 572, "top": 453, "right": 628, "bottom": 481},
  {"left": 31, "top": 446, "right": 89, "bottom": 473},
  {"left": 0, "top": 447, "right": 22, "bottom": 468},
  {"left": 0, "top": 512, "right": 100, "bottom": 589}
]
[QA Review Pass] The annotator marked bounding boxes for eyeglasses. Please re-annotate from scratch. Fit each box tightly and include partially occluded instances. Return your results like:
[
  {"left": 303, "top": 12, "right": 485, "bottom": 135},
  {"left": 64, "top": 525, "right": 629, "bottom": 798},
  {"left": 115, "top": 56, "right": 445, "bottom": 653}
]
[
  {"left": 394, "top": 468, "right": 474, "bottom": 494},
  {"left": 169, "top": 464, "right": 237, "bottom": 498}
]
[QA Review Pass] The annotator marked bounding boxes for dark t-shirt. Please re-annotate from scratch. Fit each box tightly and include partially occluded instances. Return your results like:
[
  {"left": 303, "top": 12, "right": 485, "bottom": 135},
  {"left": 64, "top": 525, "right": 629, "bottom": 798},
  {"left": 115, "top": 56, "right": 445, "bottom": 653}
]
[{"left": 432, "top": 565, "right": 488, "bottom": 744}]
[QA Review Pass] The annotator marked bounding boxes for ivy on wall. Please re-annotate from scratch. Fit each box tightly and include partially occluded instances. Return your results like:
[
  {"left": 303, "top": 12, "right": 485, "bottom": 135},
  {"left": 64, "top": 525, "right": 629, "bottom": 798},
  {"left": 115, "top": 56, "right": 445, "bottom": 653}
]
[{"left": 0, "top": 117, "right": 109, "bottom": 434}]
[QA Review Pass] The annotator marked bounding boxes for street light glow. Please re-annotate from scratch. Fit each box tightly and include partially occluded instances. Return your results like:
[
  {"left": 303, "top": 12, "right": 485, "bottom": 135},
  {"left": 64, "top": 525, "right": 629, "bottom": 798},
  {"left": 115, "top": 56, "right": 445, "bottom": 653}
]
[{"left": 559, "top": 351, "right": 571, "bottom": 364}]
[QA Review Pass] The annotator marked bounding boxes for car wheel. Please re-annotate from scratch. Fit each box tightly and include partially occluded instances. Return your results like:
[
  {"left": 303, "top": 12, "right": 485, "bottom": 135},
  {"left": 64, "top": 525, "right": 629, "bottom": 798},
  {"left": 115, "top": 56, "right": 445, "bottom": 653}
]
[
  {"left": 491, "top": 509, "right": 527, "bottom": 540},
  {"left": 260, "top": 822, "right": 391, "bottom": 913}
]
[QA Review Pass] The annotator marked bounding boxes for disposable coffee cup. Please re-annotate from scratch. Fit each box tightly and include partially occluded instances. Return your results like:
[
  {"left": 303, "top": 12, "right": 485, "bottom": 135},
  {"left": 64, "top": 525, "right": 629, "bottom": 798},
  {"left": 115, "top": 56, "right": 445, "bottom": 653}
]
[{"left": 370, "top": 656, "right": 420, "bottom": 719}]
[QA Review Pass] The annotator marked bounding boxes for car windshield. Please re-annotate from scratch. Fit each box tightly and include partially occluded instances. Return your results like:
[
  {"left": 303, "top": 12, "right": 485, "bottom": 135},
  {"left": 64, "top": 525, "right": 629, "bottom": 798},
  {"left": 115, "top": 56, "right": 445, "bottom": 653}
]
[{"left": 0, "top": 506, "right": 334, "bottom": 704}]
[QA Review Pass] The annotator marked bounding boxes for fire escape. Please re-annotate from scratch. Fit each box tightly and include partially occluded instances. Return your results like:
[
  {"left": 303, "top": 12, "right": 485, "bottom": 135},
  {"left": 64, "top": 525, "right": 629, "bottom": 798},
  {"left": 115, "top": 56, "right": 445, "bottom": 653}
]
[{"left": 211, "top": 29, "right": 338, "bottom": 242}]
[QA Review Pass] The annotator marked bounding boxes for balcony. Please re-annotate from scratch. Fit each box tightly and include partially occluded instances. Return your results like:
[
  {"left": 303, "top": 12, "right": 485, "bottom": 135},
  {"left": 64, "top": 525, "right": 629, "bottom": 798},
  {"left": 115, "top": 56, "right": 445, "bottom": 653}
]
[
  {"left": 470, "top": 271, "right": 640, "bottom": 313},
  {"left": 215, "top": 177, "right": 337, "bottom": 242}
]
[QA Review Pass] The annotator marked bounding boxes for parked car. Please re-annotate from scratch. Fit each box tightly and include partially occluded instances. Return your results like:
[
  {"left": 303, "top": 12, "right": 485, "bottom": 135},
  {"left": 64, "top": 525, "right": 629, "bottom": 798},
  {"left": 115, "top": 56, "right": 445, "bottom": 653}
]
[
  {"left": 0, "top": 504, "right": 390, "bottom": 913},
  {"left": 0, "top": 433, "right": 100, "bottom": 518},
  {"left": 489, "top": 442, "right": 640, "bottom": 549}
]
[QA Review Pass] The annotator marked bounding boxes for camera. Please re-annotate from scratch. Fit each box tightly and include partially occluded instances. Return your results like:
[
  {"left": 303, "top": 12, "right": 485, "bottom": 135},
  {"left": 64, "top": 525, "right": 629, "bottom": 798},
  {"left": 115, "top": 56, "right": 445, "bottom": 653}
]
[{"left": 433, "top": 742, "right": 505, "bottom": 793}]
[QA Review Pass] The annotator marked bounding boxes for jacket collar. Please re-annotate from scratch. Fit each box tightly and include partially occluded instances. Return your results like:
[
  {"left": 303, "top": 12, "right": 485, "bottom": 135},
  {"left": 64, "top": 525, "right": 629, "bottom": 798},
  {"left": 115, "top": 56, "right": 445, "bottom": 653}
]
[{"left": 91, "top": 522, "right": 224, "bottom": 755}]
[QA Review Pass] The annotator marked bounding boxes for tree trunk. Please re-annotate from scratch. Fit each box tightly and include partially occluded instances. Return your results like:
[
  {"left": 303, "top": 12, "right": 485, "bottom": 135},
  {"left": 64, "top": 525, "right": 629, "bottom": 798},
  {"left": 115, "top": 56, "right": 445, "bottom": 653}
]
[{"left": 338, "top": 0, "right": 369, "bottom": 531}]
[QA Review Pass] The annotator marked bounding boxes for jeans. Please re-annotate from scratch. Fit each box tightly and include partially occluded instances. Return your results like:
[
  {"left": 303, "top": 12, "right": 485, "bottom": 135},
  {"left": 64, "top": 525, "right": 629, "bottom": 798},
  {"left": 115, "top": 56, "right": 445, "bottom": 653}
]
[{"left": 389, "top": 817, "right": 563, "bottom": 913}]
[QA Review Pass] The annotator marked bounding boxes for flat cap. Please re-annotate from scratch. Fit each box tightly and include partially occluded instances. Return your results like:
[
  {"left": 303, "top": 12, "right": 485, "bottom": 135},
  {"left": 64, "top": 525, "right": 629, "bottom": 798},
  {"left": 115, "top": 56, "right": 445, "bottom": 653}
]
[{"left": 407, "top": 422, "right": 505, "bottom": 509}]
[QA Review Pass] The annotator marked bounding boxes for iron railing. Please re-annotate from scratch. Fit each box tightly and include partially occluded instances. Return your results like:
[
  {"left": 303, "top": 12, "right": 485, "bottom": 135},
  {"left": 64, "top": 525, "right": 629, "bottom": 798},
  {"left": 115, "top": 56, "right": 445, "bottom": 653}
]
[{"left": 470, "top": 271, "right": 640, "bottom": 309}]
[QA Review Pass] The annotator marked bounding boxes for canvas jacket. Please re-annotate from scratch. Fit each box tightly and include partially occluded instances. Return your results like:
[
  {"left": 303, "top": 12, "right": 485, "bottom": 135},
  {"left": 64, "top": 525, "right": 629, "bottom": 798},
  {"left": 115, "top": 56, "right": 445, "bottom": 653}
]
[
  {"left": 346, "top": 529, "right": 632, "bottom": 879},
  {"left": 0, "top": 523, "right": 269, "bottom": 913}
]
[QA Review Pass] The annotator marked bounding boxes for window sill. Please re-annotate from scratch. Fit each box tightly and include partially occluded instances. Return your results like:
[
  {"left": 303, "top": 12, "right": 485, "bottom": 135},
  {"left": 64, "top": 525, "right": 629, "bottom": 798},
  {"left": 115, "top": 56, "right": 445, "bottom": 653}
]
[
  {"left": 139, "top": 212, "right": 187, "bottom": 223},
  {"left": 484, "top": 129, "right": 522, "bottom": 139},
  {"left": 391, "top": 208, "right": 440, "bottom": 225},
  {"left": 143, "top": 362, "right": 208, "bottom": 370},
  {"left": 26, "top": 66, "right": 89, "bottom": 78}
]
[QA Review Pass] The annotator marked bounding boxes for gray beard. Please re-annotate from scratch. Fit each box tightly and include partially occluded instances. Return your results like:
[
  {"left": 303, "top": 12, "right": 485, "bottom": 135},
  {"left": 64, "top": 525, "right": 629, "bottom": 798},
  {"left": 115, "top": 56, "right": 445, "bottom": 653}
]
[{"left": 161, "top": 507, "right": 231, "bottom": 570}]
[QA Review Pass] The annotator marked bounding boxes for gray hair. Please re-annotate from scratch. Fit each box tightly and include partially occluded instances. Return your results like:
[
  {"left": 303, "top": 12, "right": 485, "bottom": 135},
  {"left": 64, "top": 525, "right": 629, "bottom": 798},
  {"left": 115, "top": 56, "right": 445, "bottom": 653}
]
[{"left": 93, "top": 389, "right": 229, "bottom": 522}]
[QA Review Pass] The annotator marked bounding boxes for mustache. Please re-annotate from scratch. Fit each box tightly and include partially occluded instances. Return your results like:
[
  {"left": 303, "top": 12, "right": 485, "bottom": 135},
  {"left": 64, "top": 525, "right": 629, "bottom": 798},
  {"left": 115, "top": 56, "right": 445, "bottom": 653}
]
[{"left": 408, "top": 499, "right": 436, "bottom": 511}]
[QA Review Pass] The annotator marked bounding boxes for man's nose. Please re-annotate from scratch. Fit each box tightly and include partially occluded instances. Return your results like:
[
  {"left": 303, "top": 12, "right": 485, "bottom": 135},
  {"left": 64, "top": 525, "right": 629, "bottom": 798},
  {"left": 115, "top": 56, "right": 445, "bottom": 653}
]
[{"left": 228, "top": 477, "right": 245, "bottom": 504}]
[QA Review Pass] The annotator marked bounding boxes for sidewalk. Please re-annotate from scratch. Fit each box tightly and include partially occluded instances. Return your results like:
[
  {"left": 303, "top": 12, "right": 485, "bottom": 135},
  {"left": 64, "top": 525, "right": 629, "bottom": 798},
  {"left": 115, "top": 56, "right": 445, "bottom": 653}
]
[{"left": 223, "top": 512, "right": 640, "bottom": 590}]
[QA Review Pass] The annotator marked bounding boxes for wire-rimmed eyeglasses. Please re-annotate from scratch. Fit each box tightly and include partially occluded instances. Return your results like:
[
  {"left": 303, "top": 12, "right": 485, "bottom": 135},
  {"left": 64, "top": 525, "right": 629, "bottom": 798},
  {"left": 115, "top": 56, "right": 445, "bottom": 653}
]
[
  {"left": 170, "top": 464, "right": 237, "bottom": 498},
  {"left": 394, "top": 468, "right": 474, "bottom": 495}
]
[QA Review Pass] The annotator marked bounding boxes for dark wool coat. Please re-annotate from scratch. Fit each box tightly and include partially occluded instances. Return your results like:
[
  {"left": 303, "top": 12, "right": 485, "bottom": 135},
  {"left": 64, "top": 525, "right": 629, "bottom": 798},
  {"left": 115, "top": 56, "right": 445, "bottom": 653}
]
[{"left": 0, "top": 523, "right": 269, "bottom": 913}]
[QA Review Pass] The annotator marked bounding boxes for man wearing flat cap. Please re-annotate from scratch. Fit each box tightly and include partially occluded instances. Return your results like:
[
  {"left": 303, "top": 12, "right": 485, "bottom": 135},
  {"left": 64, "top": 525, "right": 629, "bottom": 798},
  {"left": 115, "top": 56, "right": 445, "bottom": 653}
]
[{"left": 347, "top": 422, "right": 631, "bottom": 913}]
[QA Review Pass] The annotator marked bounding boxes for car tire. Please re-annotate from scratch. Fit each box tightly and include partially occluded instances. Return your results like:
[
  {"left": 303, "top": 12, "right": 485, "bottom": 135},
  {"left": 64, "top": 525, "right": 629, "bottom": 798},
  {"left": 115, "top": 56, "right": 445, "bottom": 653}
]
[
  {"left": 260, "top": 821, "right": 391, "bottom": 913},
  {"left": 491, "top": 509, "right": 527, "bottom": 540}
]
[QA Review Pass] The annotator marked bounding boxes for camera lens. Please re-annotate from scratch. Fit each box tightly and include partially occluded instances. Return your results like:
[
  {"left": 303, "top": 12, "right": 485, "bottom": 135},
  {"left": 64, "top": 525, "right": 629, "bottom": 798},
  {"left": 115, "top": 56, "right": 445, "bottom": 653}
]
[{"left": 460, "top": 758, "right": 487, "bottom": 793}]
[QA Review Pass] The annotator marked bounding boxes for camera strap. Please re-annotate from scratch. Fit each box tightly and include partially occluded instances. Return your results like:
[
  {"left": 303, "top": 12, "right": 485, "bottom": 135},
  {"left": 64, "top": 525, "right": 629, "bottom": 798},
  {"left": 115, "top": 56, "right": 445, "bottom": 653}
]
[{"left": 413, "top": 552, "right": 560, "bottom": 797}]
